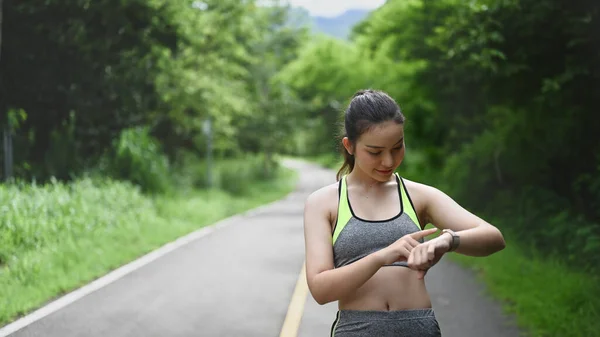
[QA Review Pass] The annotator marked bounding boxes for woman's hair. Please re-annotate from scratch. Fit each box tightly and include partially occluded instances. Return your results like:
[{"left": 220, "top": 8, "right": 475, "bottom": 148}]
[{"left": 336, "top": 89, "right": 406, "bottom": 181}]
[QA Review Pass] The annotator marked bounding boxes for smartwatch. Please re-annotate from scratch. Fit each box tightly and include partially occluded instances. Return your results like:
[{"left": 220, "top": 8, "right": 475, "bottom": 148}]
[{"left": 441, "top": 229, "right": 460, "bottom": 252}]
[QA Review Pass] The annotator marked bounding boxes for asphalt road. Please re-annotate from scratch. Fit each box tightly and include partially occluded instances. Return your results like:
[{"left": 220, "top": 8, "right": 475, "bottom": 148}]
[{"left": 3, "top": 159, "right": 522, "bottom": 337}]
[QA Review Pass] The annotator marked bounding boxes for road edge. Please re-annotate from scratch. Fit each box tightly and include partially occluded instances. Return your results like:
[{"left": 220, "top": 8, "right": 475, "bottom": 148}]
[{"left": 0, "top": 188, "right": 298, "bottom": 337}]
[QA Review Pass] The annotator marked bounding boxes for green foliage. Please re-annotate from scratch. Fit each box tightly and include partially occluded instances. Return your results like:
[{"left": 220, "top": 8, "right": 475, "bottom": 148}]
[
  {"left": 216, "top": 154, "right": 280, "bottom": 195},
  {"left": 176, "top": 153, "right": 284, "bottom": 195},
  {"left": 277, "top": 37, "right": 370, "bottom": 153},
  {"left": 0, "top": 177, "right": 147, "bottom": 269},
  {"left": 230, "top": 3, "right": 309, "bottom": 158},
  {"left": 1, "top": 0, "right": 308, "bottom": 184},
  {"left": 6, "top": 109, "right": 27, "bottom": 130},
  {"left": 107, "top": 127, "right": 170, "bottom": 194}
]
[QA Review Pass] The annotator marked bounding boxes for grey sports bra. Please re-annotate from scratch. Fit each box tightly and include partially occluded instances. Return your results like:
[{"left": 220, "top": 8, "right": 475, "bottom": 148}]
[{"left": 332, "top": 173, "right": 423, "bottom": 268}]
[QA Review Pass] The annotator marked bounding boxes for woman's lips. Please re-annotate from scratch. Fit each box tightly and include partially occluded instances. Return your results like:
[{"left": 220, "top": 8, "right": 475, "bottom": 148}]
[{"left": 376, "top": 169, "right": 393, "bottom": 175}]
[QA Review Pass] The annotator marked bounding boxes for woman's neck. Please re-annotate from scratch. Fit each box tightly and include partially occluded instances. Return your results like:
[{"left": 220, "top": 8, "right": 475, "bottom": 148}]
[{"left": 346, "top": 169, "right": 394, "bottom": 191}]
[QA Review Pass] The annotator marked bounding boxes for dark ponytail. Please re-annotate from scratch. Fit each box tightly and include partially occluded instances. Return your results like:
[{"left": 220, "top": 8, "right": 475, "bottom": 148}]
[{"left": 335, "top": 89, "right": 405, "bottom": 181}]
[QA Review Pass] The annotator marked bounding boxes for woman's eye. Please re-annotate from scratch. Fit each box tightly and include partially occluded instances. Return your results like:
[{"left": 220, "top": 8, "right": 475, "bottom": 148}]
[
  {"left": 393, "top": 146, "right": 403, "bottom": 151},
  {"left": 368, "top": 152, "right": 381, "bottom": 156}
]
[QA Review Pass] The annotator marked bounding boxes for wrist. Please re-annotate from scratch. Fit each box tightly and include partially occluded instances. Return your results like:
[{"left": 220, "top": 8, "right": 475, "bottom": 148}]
[
  {"left": 440, "top": 232, "right": 453, "bottom": 245},
  {"left": 373, "top": 248, "right": 391, "bottom": 266},
  {"left": 441, "top": 229, "right": 460, "bottom": 252}
]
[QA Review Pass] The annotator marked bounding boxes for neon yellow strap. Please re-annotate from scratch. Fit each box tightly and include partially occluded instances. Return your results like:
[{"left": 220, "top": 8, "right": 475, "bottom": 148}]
[
  {"left": 332, "top": 176, "right": 352, "bottom": 244},
  {"left": 396, "top": 173, "right": 421, "bottom": 230}
]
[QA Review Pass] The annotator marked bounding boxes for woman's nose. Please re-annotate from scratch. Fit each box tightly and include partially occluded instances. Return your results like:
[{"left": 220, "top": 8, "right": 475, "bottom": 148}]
[{"left": 382, "top": 152, "right": 394, "bottom": 167}]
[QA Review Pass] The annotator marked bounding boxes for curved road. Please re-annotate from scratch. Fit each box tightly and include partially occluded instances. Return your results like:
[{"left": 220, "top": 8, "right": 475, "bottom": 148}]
[{"left": 1, "top": 159, "right": 521, "bottom": 337}]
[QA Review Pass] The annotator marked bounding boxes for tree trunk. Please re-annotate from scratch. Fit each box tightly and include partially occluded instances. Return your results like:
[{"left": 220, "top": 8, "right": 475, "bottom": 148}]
[
  {"left": 0, "top": 0, "right": 10, "bottom": 182},
  {"left": 0, "top": 0, "right": 3, "bottom": 63}
]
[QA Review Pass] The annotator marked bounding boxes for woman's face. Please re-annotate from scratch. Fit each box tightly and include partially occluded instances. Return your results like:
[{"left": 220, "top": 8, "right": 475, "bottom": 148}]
[{"left": 344, "top": 120, "right": 405, "bottom": 182}]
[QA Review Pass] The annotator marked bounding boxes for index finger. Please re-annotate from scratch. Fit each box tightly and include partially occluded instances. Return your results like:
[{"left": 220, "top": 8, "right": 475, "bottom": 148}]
[{"left": 409, "top": 227, "right": 439, "bottom": 240}]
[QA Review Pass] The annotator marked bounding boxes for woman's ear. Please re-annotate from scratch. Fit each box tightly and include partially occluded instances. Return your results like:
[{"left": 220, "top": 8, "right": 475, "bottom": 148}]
[{"left": 342, "top": 137, "right": 354, "bottom": 156}]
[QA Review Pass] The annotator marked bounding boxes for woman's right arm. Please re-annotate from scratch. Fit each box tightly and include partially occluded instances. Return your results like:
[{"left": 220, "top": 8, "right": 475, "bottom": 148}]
[
  {"left": 303, "top": 189, "right": 385, "bottom": 304},
  {"left": 303, "top": 189, "right": 437, "bottom": 305}
]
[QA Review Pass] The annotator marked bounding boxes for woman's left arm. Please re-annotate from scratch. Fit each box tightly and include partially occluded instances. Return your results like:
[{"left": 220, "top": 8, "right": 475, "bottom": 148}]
[{"left": 422, "top": 184, "right": 506, "bottom": 257}]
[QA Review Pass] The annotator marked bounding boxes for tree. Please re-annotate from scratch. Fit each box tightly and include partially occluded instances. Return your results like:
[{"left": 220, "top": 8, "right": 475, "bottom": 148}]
[{"left": 232, "top": 2, "right": 309, "bottom": 173}]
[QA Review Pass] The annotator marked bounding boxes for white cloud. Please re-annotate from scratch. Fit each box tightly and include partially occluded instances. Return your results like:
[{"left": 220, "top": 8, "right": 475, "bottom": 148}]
[{"left": 286, "top": 0, "right": 385, "bottom": 17}]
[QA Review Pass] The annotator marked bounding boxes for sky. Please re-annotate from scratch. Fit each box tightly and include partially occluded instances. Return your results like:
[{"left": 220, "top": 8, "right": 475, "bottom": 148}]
[{"left": 286, "top": 0, "right": 386, "bottom": 17}]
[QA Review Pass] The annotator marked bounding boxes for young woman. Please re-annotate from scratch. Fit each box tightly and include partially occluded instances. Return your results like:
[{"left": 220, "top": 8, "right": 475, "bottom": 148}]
[{"left": 303, "top": 89, "right": 506, "bottom": 336}]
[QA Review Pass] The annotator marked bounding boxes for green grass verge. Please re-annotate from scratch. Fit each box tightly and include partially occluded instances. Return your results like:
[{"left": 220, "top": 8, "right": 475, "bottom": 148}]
[
  {"left": 0, "top": 167, "right": 297, "bottom": 327},
  {"left": 447, "top": 231, "right": 600, "bottom": 337}
]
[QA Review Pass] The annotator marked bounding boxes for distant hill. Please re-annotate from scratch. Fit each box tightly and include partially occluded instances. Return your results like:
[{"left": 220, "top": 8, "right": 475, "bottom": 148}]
[
  {"left": 312, "top": 9, "right": 370, "bottom": 40},
  {"left": 286, "top": 7, "right": 371, "bottom": 40}
]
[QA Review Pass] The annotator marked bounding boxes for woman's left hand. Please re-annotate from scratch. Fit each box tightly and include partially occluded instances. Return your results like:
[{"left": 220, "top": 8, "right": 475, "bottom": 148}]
[{"left": 407, "top": 233, "right": 452, "bottom": 279}]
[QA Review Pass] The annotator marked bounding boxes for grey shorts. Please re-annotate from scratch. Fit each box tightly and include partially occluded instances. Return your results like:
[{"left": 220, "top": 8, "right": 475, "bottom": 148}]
[{"left": 330, "top": 308, "right": 442, "bottom": 337}]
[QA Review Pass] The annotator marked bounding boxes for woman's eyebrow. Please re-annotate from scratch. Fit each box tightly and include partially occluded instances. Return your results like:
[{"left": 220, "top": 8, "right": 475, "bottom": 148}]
[{"left": 365, "top": 138, "right": 404, "bottom": 148}]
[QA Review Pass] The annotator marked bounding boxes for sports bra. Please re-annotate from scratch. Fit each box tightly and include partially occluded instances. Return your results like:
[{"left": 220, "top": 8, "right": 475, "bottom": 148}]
[{"left": 332, "top": 173, "right": 423, "bottom": 268}]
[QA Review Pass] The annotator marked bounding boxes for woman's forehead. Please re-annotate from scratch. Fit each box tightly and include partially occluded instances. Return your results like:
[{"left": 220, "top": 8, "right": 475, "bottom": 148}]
[{"left": 358, "top": 122, "right": 404, "bottom": 146}]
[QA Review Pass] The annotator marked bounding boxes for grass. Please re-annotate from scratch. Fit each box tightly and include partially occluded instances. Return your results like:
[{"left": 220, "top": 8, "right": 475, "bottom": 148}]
[
  {"left": 448, "top": 231, "right": 600, "bottom": 337},
  {"left": 0, "top": 166, "right": 298, "bottom": 327}
]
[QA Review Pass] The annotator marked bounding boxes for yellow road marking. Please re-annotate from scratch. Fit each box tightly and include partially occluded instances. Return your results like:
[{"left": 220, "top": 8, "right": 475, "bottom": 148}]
[{"left": 279, "top": 262, "right": 309, "bottom": 337}]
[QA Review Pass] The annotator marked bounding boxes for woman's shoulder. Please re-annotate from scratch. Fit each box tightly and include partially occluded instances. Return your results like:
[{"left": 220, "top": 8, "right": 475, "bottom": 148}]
[
  {"left": 401, "top": 177, "right": 432, "bottom": 193},
  {"left": 399, "top": 177, "right": 439, "bottom": 207},
  {"left": 401, "top": 177, "right": 448, "bottom": 198},
  {"left": 305, "top": 181, "right": 339, "bottom": 206},
  {"left": 400, "top": 177, "right": 456, "bottom": 212},
  {"left": 304, "top": 181, "right": 339, "bottom": 217}
]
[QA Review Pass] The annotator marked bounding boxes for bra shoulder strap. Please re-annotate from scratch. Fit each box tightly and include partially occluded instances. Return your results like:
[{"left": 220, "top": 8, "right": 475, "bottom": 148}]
[
  {"left": 332, "top": 176, "right": 352, "bottom": 244},
  {"left": 396, "top": 173, "right": 422, "bottom": 230}
]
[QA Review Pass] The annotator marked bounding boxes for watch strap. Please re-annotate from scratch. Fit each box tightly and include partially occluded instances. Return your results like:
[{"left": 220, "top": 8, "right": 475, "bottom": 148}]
[{"left": 442, "top": 229, "right": 460, "bottom": 252}]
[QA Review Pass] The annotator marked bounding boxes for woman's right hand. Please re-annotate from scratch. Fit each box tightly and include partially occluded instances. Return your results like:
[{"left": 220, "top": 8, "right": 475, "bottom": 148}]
[{"left": 377, "top": 228, "right": 439, "bottom": 265}]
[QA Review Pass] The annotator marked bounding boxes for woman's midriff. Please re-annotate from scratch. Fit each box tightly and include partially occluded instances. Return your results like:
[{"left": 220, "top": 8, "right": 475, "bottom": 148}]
[{"left": 338, "top": 266, "right": 432, "bottom": 311}]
